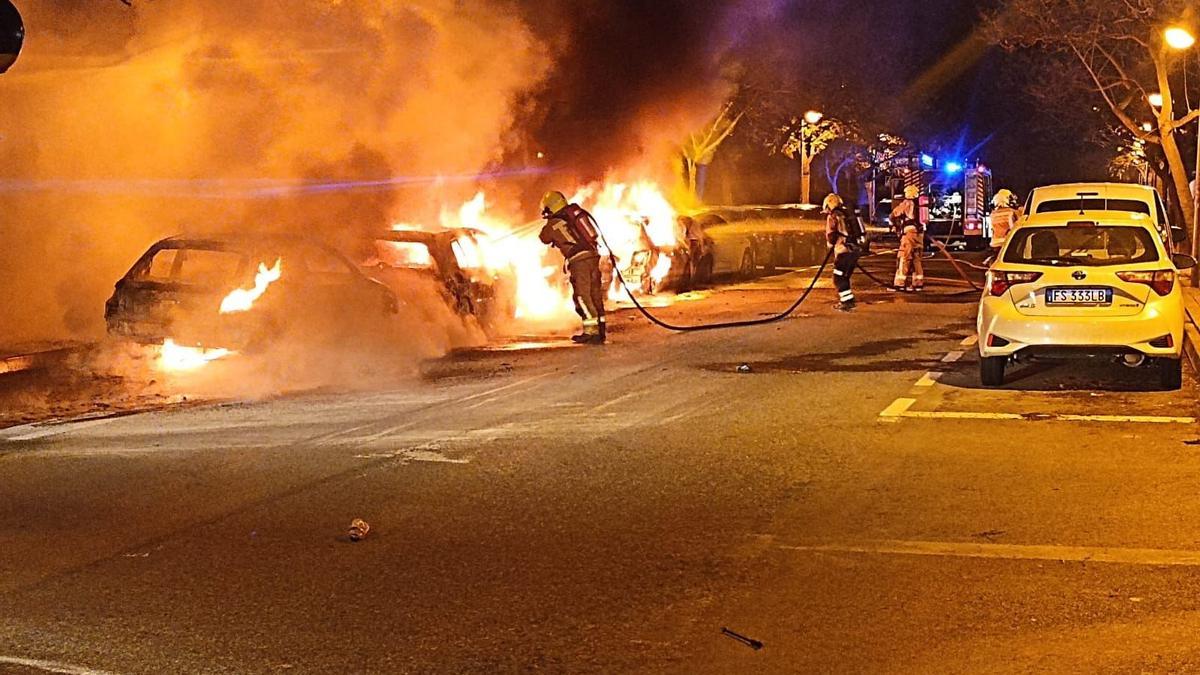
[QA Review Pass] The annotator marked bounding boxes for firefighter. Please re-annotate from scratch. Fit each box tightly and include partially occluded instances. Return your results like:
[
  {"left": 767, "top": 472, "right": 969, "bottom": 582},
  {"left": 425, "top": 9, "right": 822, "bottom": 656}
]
[
  {"left": 894, "top": 224, "right": 924, "bottom": 292},
  {"left": 989, "top": 189, "right": 1019, "bottom": 253},
  {"left": 824, "top": 193, "right": 861, "bottom": 311},
  {"left": 538, "top": 190, "right": 606, "bottom": 344},
  {"left": 890, "top": 185, "right": 919, "bottom": 234}
]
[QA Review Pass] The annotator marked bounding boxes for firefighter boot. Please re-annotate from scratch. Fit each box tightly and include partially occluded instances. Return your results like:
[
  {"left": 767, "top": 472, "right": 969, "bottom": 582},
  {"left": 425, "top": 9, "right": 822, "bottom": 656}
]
[{"left": 587, "top": 319, "right": 607, "bottom": 345}]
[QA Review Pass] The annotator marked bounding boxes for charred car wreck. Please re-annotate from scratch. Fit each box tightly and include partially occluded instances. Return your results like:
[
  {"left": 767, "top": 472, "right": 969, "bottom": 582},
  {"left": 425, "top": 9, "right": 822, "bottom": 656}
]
[{"left": 106, "top": 235, "right": 398, "bottom": 352}]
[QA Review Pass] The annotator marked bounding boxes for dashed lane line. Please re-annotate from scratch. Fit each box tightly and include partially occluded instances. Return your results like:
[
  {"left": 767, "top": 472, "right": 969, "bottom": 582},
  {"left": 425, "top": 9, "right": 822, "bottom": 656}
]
[
  {"left": 941, "top": 350, "right": 965, "bottom": 363},
  {"left": 776, "top": 539, "right": 1200, "bottom": 567},
  {"left": 878, "top": 398, "right": 917, "bottom": 419},
  {"left": 914, "top": 372, "right": 943, "bottom": 387},
  {"left": 960, "top": 335, "right": 979, "bottom": 347}
]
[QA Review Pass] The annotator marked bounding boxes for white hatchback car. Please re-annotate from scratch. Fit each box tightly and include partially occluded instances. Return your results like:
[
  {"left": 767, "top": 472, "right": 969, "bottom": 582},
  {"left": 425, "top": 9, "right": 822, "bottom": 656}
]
[{"left": 977, "top": 211, "right": 1195, "bottom": 389}]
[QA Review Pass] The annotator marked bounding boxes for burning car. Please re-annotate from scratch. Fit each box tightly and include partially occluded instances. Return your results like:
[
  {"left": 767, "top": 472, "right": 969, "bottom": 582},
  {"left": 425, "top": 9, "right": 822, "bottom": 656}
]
[
  {"left": 362, "top": 227, "right": 511, "bottom": 324},
  {"left": 105, "top": 234, "right": 398, "bottom": 358}
]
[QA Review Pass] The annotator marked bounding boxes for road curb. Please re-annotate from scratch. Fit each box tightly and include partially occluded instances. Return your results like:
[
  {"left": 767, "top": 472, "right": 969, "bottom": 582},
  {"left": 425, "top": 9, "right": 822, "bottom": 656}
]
[
  {"left": 0, "top": 346, "right": 78, "bottom": 377},
  {"left": 1183, "top": 289, "right": 1200, "bottom": 375}
]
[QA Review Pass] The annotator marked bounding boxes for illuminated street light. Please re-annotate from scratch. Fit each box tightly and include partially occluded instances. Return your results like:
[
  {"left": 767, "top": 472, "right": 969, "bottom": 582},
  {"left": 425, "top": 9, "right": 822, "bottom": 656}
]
[
  {"left": 1164, "top": 25, "right": 1199, "bottom": 286},
  {"left": 1148, "top": 92, "right": 1164, "bottom": 108},
  {"left": 799, "top": 110, "right": 824, "bottom": 203},
  {"left": 1165, "top": 26, "right": 1196, "bottom": 51},
  {"left": 1142, "top": 122, "right": 1154, "bottom": 132}
]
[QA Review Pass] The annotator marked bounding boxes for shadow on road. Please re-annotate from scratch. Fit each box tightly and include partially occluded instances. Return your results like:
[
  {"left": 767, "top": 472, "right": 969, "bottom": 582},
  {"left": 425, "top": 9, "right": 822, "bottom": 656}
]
[{"left": 940, "top": 354, "right": 1173, "bottom": 393}]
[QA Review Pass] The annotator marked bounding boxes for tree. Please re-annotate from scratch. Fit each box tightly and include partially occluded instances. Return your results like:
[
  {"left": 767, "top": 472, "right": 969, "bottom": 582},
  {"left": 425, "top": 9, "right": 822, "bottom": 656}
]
[
  {"left": 985, "top": 0, "right": 1199, "bottom": 231},
  {"left": 680, "top": 101, "right": 744, "bottom": 202}
]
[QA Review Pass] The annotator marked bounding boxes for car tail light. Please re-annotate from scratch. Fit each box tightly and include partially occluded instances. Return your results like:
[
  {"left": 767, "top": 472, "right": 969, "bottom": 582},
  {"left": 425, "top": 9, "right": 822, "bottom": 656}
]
[
  {"left": 989, "top": 271, "right": 1042, "bottom": 296},
  {"left": 1116, "top": 270, "right": 1175, "bottom": 296},
  {"left": 987, "top": 334, "right": 1010, "bottom": 347}
]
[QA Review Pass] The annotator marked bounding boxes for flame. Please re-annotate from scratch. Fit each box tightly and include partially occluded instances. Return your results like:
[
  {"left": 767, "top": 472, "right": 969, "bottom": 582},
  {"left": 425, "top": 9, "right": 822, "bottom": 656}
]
[
  {"left": 440, "top": 192, "right": 573, "bottom": 321},
  {"left": 578, "top": 180, "right": 682, "bottom": 296},
  {"left": 219, "top": 258, "right": 283, "bottom": 314},
  {"left": 158, "top": 339, "right": 232, "bottom": 372},
  {"left": 391, "top": 181, "right": 683, "bottom": 324}
]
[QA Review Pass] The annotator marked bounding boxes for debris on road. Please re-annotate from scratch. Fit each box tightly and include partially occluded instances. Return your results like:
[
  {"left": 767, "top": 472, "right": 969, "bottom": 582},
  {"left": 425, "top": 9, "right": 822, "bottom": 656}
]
[
  {"left": 348, "top": 518, "right": 370, "bottom": 542},
  {"left": 721, "top": 627, "right": 763, "bottom": 651},
  {"left": 736, "top": 363, "right": 752, "bottom": 373}
]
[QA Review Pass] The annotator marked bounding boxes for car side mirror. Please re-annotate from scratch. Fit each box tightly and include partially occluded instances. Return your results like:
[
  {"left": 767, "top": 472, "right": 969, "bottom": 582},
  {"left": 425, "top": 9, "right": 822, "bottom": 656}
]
[
  {"left": 0, "top": 0, "right": 23, "bottom": 75},
  {"left": 1172, "top": 253, "right": 1197, "bottom": 270},
  {"left": 1171, "top": 225, "right": 1188, "bottom": 244}
]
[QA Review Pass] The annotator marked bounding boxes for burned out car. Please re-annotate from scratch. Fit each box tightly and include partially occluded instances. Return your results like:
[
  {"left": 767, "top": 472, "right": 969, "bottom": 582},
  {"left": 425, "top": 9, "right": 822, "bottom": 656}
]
[
  {"left": 106, "top": 235, "right": 398, "bottom": 351},
  {"left": 363, "top": 228, "right": 511, "bottom": 323}
]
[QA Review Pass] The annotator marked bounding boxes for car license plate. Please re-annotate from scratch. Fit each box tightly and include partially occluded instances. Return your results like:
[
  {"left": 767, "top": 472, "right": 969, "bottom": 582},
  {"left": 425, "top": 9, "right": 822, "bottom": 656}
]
[{"left": 1045, "top": 287, "right": 1112, "bottom": 306}]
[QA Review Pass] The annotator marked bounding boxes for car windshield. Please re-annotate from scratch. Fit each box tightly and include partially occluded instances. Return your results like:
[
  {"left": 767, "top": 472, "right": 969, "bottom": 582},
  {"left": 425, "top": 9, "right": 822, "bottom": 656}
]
[
  {"left": 1035, "top": 198, "right": 1151, "bottom": 216},
  {"left": 1003, "top": 226, "right": 1159, "bottom": 266}
]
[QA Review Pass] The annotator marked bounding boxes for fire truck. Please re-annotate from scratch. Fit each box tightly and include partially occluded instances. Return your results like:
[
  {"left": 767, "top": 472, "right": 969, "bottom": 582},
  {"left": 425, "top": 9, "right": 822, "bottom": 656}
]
[{"left": 871, "top": 153, "right": 993, "bottom": 250}]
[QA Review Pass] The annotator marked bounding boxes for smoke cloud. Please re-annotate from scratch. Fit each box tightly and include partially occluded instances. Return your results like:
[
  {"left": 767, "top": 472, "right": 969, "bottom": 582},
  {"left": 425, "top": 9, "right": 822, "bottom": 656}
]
[
  {"left": 0, "top": 0, "right": 549, "bottom": 346},
  {"left": 0, "top": 0, "right": 794, "bottom": 352}
]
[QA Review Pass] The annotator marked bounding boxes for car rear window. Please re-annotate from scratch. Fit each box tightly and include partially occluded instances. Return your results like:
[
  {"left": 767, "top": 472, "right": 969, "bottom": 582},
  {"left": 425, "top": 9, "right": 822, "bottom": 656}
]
[
  {"left": 1003, "top": 226, "right": 1159, "bottom": 266},
  {"left": 1035, "top": 198, "right": 1151, "bottom": 216},
  {"left": 142, "top": 247, "right": 245, "bottom": 285}
]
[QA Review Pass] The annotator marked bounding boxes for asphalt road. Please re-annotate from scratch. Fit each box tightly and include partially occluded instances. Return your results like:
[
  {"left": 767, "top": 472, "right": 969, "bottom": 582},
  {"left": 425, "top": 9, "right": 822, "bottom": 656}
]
[{"left": 4, "top": 254, "right": 1200, "bottom": 673}]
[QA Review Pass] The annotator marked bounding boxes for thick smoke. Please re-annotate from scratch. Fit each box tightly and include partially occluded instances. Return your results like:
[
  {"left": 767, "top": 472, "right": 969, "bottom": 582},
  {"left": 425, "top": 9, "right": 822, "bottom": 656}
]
[
  {"left": 512, "top": 0, "right": 791, "bottom": 185},
  {"left": 0, "top": 0, "right": 791, "bottom": 351},
  {"left": 0, "top": 0, "right": 548, "bottom": 345}
]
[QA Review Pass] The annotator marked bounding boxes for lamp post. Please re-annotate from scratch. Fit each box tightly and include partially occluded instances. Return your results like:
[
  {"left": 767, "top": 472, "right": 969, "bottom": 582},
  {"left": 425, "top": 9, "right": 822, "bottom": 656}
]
[
  {"left": 800, "top": 110, "right": 823, "bottom": 204},
  {"left": 1164, "top": 26, "right": 1198, "bottom": 280}
]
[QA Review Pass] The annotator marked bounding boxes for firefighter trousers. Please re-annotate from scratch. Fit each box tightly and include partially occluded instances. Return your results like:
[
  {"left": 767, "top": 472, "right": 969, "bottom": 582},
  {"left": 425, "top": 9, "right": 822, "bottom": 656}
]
[
  {"left": 832, "top": 249, "right": 858, "bottom": 305},
  {"left": 894, "top": 254, "right": 924, "bottom": 289},
  {"left": 568, "top": 253, "right": 606, "bottom": 336}
]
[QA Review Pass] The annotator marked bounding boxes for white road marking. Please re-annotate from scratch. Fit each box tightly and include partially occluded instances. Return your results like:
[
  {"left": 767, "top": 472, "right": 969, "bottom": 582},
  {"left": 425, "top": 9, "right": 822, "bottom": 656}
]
[
  {"left": 777, "top": 539, "right": 1200, "bottom": 566},
  {"left": 592, "top": 388, "right": 646, "bottom": 413},
  {"left": 898, "top": 410, "right": 1194, "bottom": 424},
  {"left": 878, "top": 398, "right": 917, "bottom": 419},
  {"left": 353, "top": 446, "right": 469, "bottom": 464},
  {"left": 914, "top": 372, "right": 943, "bottom": 387},
  {"left": 941, "top": 351, "right": 965, "bottom": 363},
  {"left": 960, "top": 335, "right": 979, "bottom": 347},
  {"left": 1, "top": 416, "right": 123, "bottom": 442},
  {"left": 0, "top": 656, "right": 117, "bottom": 675}
]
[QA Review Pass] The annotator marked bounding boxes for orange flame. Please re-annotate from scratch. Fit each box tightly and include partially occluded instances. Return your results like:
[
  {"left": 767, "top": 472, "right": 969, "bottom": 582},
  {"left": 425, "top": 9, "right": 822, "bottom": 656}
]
[
  {"left": 219, "top": 258, "right": 283, "bottom": 314},
  {"left": 158, "top": 339, "right": 232, "bottom": 372}
]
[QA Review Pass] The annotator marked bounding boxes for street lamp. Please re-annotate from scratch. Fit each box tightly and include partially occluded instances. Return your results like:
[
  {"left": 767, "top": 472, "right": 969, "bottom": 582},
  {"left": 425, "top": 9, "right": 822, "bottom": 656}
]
[
  {"left": 1165, "top": 25, "right": 1199, "bottom": 283},
  {"left": 800, "top": 110, "right": 824, "bottom": 204}
]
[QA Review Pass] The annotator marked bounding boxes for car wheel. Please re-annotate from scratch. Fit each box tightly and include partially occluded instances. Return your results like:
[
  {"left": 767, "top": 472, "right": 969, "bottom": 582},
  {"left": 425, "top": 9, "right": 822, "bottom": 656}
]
[
  {"left": 739, "top": 250, "right": 757, "bottom": 279},
  {"left": 1159, "top": 358, "right": 1183, "bottom": 391},
  {"left": 980, "top": 355, "right": 1006, "bottom": 387}
]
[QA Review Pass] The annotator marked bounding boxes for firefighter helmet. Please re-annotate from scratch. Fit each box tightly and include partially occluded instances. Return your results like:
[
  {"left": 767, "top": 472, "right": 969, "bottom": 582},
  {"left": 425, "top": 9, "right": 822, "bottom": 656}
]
[
  {"left": 822, "top": 193, "right": 843, "bottom": 212},
  {"left": 903, "top": 185, "right": 920, "bottom": 200},
  {"left": 540, "top": 191, "right": 569, "bottom": 218},
  {"left": 992, "top": 189, "right": 1015, "bottom": 207}
]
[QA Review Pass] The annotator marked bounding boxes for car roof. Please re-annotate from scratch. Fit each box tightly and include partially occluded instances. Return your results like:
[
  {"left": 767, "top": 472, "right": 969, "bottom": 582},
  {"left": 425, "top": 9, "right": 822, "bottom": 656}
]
[
  {"left": 375, "top": 227, "right": 484, "bottom": 243},
  {"left": 155, "top": 233, "right": 336, "bottom": 250},
  {"left": 1030, "top": 182, "right": 1156, "bottom": 202}
]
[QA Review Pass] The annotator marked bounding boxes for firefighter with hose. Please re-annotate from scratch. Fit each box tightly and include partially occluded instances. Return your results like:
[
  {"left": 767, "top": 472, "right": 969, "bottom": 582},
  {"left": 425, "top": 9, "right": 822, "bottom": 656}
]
[
  {"left": 539, "top": 190, "right": 606, "bottom": 344},
  {"left": 824, "top": 193, "right": 863, "bottom": 311}
]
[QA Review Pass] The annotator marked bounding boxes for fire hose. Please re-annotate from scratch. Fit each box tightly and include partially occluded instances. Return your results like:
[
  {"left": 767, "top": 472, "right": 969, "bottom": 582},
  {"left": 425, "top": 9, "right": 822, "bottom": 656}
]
[{"left": 600, "top": 232, "right": 835, "bottom": 332}]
